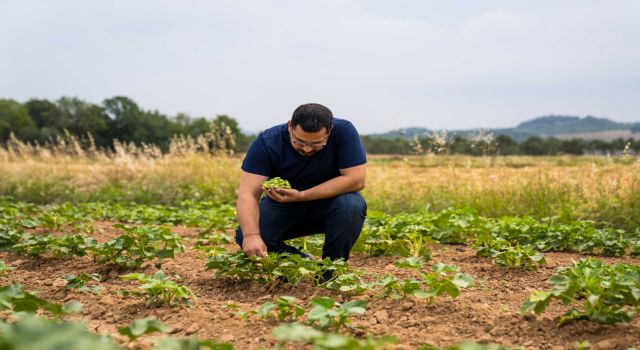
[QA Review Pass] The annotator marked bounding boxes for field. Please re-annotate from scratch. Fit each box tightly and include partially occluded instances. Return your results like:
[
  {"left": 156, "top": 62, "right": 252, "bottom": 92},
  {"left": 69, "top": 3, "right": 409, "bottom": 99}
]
[{"left": 1, "top": 145, "right": 640, "bottom": 350}]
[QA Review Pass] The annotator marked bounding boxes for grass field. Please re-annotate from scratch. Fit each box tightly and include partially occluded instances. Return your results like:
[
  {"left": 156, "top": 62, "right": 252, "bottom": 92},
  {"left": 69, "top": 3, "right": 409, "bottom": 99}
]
[{"left": 1, "top": 143, "right": 639, "bottom": 349}]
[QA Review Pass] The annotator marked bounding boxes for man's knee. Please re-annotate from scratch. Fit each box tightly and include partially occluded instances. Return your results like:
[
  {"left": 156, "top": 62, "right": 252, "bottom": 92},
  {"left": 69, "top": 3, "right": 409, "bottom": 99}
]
[{"left": 328, "top": 192, "right": 367, "bottom": 220}]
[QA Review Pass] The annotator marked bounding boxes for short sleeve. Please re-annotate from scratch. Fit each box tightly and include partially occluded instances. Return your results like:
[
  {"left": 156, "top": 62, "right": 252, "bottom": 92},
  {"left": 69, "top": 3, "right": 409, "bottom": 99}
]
[
  {"left": 241, "top": 135, "right": 271, "bottom": 176},
  {"left": 336, "top": 121, "right": 367, "bottom": 169}
]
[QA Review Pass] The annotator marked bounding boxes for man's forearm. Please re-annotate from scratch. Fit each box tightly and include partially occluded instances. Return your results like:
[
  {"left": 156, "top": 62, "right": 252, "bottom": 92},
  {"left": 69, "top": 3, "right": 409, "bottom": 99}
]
[
  {"left": 300, "top": 175, "right": 364, "bottom": 201},
  {"left": 236, "top": 194, "right": 260, "bottom": 237}
]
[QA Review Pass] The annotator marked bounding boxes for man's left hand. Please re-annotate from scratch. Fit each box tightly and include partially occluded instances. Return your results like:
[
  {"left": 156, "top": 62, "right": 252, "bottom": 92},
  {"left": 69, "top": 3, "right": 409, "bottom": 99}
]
[{"left": 264, "top": 187, "right": 305, "bottom": 203}]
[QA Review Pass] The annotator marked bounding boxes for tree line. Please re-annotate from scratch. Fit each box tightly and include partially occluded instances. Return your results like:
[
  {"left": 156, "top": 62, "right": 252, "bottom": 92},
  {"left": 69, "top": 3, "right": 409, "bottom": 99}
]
[
  {"left": 362, "top": 134, "right": 640, "bottom": 156},
  {"left": 0, "top": 96, "right": 252, "bottom": 151},
  {"left": 1, "top": 96, "right": 638, "bottom": 156}
]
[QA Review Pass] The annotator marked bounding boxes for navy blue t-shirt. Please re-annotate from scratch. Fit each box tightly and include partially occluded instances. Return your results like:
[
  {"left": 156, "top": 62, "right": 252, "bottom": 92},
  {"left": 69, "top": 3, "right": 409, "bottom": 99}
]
[{"left": 241, "top": 118, "right": 367, "bottom": 191}]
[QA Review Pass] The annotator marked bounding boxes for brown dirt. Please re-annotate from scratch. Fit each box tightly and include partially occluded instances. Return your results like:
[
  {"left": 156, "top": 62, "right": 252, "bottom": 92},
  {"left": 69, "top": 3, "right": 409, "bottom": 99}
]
[{"left": 1, "top": 224, "right": 639, "bottom": 350}]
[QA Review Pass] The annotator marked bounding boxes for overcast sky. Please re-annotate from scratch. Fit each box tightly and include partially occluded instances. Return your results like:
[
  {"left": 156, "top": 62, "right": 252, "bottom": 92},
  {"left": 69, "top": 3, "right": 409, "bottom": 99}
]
[{"left": 1, "top": 1, "right": 639, "bottom": 133}]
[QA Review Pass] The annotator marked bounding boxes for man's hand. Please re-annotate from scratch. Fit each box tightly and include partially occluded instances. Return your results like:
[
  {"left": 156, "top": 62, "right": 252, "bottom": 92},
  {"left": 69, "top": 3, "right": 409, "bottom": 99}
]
[
  {"left": 263, "top": 187, "right": 305, "bottom": 203},
  {"left": 242, "top": 235, "right": 268, "bottom": 257}
]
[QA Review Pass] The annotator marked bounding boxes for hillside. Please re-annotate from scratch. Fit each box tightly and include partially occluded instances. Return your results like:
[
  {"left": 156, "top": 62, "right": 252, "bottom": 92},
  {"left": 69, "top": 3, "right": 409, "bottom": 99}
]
[{"left": 369, "top": 115, "right": 639, "bottom": 141}]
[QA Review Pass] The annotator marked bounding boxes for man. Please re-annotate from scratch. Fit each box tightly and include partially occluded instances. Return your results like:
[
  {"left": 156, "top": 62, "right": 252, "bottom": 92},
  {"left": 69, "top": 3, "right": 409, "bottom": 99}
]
[{"left": 235, "top": 103, "right": 367, "bottom": 262}]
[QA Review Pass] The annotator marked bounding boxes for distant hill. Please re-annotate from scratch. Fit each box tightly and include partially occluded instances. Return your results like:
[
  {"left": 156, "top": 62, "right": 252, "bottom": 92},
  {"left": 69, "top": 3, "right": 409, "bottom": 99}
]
[
  {"left": 368, "top": 115, "right": 640, "bottom": 142},
  {"left": 515, "top": 115, "right": 625, "bottom": 134}
]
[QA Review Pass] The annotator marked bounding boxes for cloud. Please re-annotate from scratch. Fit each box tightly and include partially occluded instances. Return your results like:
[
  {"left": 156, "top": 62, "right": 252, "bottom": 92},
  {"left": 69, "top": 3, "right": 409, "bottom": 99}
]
[{"left": 0, "top": 1, "right": 638, "bottom": 133}]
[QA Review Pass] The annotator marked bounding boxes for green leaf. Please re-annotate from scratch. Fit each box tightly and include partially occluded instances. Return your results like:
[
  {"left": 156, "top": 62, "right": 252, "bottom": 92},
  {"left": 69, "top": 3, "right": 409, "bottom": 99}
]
[
  {"left": 61, "top": 301, "right": 83, "bottom": 314},
  {"left": 118, "top": 318, "right": 172, "bottom": 340},
  {"left": 452, "top": 274, "right": 473, "bottom": 288},
  {"left": 310, "top": 297, "right": 335, "bottom": 309}
]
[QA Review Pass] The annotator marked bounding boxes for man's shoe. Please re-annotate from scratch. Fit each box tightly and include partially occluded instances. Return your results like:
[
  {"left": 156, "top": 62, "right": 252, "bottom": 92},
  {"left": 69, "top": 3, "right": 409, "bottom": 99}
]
[
  {"left": 319, "top": 269, "right": 334, "bottom": 284},
  {"left": 300, "top": 251, "right": 315, "bottom": 261}
]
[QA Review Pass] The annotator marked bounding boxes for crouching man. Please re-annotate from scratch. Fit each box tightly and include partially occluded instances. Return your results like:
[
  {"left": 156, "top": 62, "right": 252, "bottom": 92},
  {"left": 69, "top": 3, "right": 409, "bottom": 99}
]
[{"left": 235, "top": 103, "right": 367, "bottom": 262}]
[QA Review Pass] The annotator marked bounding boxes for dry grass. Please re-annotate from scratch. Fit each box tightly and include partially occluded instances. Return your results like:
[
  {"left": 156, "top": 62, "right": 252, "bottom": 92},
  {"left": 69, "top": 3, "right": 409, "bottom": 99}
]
[{"left": 1, "top": 136, "right": 639, "bottom": 230}]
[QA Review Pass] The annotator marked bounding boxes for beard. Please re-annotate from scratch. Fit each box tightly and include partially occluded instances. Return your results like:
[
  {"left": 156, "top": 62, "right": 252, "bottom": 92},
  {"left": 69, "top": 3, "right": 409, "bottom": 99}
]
[{"left": 296, "top": 149, "right": 317, "bottom": 156}]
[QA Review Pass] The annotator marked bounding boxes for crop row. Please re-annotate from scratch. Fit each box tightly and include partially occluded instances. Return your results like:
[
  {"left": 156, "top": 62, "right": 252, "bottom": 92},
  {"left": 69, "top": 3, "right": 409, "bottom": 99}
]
[{"left": 350, "top": 208, "right": 640, "bottom": 269}]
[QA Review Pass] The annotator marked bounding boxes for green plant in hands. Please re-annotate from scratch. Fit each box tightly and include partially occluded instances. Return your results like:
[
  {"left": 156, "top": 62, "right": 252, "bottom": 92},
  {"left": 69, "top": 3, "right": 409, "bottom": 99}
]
[
  {"left": 262, "top": 177, "right": 291, "bottom": 190},
  {"left": 120, "top": 270, "right": 196, "bottom": 307},
  {"left": 520, "top": 258, "right": 640, "bottom": 326},
  {"left": 256, "top": 296, "right": 305, "bottom": 321},
  {"left": 306, "top": 296, "right": 368, "bottom": 332},
  {"left": 94, "top": 224, "right": 184, "bottom": 268},
  {"left": 63, "top": 273, "right": 103, "bottom": 294}
]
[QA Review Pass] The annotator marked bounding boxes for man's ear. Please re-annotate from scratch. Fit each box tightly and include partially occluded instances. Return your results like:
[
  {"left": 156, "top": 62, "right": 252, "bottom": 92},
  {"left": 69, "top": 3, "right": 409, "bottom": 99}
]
[{"left": 287, "top": 120, "right": 292, "bottom": 129}]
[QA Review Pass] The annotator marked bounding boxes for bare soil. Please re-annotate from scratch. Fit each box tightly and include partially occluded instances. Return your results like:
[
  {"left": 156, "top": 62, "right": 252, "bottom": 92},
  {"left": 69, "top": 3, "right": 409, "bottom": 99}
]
[{"left": 1, "top": 222, "right": 639, "bottom": 350}]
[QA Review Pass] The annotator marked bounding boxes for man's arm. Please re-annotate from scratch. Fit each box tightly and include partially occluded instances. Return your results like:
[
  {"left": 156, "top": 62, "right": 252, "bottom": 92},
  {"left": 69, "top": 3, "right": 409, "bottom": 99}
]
[
  {"left": 237, "top": 170, "right": 269, "bottom": 257},
  {"left": 264, "top": 164, "right": 366, "bottom": 203}
]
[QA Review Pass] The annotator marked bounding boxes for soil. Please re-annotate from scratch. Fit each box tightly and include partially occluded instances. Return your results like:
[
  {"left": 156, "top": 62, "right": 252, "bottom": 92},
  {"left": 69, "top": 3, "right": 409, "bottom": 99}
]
[{"left": 1, "top": 222, "right": 639, "bottom": 350}]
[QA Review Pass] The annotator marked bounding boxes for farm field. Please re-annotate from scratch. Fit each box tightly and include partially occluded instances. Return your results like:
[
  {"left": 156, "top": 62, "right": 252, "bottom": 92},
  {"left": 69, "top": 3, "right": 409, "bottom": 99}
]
[{"left": 1, "top": 148, "right": 640, "bottom": 349}]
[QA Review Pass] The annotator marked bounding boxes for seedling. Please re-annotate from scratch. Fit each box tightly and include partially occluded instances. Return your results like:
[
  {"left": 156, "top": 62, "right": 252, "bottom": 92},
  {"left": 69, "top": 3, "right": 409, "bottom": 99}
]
[
  {"left": 377, "top": 276, "right": 426, "bottom": 300},
  {"left": 520, "top": 258, "right": 640, "bottom": 326},
  {"left": 0, "top": 314, "right": 121, "bottom": 350},
  {"left": 94, "top": 224, "right": 184, "bottom": 268},
  {"left": 120, "top": 270, "right": 196, "bottom": 307},
  {"left": 255, "top": 296, "right": 304, "bottom": 322},
  {"left": 421, "top": 263, "right": 474, "bottom": 304},
  {"left": 223, "top": 303, "right": 251, "bottom": 320},
  {"left": 117, "top": 317, "right": 172, "bottom": 340},
  {"left": 0, "top": 284, "right": 82, "bottom": 317},
  {"left": 0, "top": 260, "right": 14, "bottom": 276},
  {"left": 63, "top": 273, "right": 103, "bottom": 294},
  {"left": 272, "top": 323, "right": 397, "bottom": 350},
  {"left": 395, "top": 256, "right": 425, "bottom": 269},
  {"left": 306, "top": 296, "right": 368, "bottom": 332}
]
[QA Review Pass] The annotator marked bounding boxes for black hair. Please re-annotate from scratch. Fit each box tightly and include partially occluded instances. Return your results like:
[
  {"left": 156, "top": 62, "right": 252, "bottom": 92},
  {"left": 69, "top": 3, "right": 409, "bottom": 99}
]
[{"left": 291, "top": 103, "right": 333, "bottom": 133}]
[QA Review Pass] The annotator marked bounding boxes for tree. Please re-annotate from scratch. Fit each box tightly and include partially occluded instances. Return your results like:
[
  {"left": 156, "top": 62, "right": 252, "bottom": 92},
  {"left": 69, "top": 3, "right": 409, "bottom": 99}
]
[
  {"left": 494, "top": 134, "right": 519, "bottom": 155},
  {"left": 103, "top": 96, "right": 173, "bottom": 150},
  {"left": 0, "top": 99, "right": 37, "bottom": 142},
  {"left": 559, "top": 138, "right": 585, "bottom": 155},
  {"left": 25, "top": 99, "right": 64, "bottom": 129},
  {"left": 57, "top": 97, "right": 110, "bottom": 146},
  {"left": 520, "top": 136, "right": 547, "bottom": 155}
]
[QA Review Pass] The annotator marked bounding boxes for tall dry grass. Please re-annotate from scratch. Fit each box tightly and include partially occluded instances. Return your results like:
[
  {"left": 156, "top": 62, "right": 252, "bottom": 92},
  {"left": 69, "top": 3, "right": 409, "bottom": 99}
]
[{"left": 1, "top": 135, "right": 639, "bottom": 230}]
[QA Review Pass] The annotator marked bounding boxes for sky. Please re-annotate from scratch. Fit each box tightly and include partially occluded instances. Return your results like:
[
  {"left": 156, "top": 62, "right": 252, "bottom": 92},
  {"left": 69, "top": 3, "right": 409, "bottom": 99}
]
[{"left": 1, "top": 0, "right": 639, "bottom": 134}]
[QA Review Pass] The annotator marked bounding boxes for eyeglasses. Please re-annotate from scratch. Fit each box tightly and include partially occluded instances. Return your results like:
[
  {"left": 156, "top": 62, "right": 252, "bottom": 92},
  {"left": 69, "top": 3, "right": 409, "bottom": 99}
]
[{"left": 289, "top": 127, "right": 330, "bottom": 150}]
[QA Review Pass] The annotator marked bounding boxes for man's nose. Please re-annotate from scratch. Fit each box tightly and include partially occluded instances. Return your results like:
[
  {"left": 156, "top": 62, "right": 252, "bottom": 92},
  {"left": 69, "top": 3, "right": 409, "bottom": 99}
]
[{"left": 303, "top": 145, "right": 313, "bottom": 152}]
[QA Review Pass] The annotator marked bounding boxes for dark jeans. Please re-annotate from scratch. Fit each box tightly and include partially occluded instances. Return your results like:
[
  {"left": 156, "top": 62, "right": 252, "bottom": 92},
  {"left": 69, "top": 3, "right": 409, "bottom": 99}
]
[{"left": 235, "top": 192, "right": 367, "bottom": 261}]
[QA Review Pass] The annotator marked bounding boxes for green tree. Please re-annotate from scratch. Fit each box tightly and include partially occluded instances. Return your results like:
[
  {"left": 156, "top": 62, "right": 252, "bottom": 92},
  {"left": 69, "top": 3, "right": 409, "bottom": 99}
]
[
  {"left": 103, "top": 96, "right": 173, "bottom": 150},
  {"left": 57, "top": 97, "right": 110, "bottom": 146},
  {"left": 559, "top": 138, "right": 585, "bottom": 155},
  {"left": 494, "top": 134, "right": 519, "bottom": 155},
  {"left": 0, "top": 99, "right": 38, "bottom": 142}
]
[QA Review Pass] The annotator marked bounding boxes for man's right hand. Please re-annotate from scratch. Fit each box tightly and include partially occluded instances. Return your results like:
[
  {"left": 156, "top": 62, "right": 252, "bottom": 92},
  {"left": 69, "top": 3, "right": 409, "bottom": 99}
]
[{"left": 242, "top": 235, "right": 268, "bottom": 258}]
